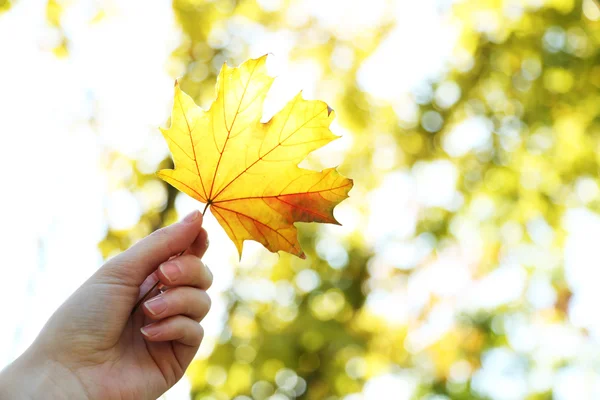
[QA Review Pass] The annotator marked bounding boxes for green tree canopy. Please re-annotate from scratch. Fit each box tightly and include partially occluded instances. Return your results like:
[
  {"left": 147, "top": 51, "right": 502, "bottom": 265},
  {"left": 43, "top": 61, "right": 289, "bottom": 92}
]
[{"left": 42, "top": 0, "right": 600, "bottom": 398}]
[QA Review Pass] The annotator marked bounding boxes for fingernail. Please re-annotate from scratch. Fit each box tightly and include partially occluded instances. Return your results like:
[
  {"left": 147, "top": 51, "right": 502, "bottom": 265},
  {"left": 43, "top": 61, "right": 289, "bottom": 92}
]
[
  {"left": 184, "top": 210, "right": 199, "bottom": 223},
  {"left": 160, "top": 261, "right": 181, "bottom": 283},
  {"left": 205, "top": 236, "right": 210, "bottom": 248},
  {"left": 144, "top": 296, "right": 167, "bottom": 316},
  {"left": 141, "top": 323, "right": 160, "bottom": 337}
]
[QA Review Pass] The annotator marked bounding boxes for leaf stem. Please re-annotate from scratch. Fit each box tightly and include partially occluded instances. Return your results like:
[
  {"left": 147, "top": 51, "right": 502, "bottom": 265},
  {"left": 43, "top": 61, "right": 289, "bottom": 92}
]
[{"left": 131, "top": 206, "right": 210, "bottom": 315}]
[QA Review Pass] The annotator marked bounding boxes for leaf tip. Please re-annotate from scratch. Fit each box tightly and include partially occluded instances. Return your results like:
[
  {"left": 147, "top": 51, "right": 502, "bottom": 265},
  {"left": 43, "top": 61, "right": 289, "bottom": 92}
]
[
  {"left": 327, "top": 104, "right": 334, "bottom": 116},
  {"left": 235, "top": 241, "right": 244, "bottom": 261}
]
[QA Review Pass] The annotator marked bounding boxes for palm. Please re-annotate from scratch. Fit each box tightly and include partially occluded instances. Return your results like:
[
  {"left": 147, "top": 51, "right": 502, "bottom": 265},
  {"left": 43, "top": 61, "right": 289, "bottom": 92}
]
[
  {"left": 29, "top": 213, "right": 211, "bottom": 400},
  {"left": 84, "top": 314, "right": 188, "bottom": 399}
]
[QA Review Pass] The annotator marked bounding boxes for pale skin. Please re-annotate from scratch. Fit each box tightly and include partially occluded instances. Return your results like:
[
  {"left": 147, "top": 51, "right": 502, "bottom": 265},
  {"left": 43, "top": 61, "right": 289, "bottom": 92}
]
[{"left": 0, "top": 210, "right": 212, "bottom": 400}]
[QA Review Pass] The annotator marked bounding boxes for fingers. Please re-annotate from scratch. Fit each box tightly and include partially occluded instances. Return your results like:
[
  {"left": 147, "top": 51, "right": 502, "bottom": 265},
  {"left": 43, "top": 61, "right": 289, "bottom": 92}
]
[
  {"left": 99, "top": 210, "right": 204, "bottom": 286},
  {"left": 141, "top": 315, "right": 204, "bottom": 347},
  {"left": 143, "top": 287, "right": 211, "bottom": 322},
  {"left": 141, "top": 248, "right": 212, "bottom": 343},
  {"left": 134, "top": 234, "right": 211, "bottom": 304},
  {"left": 156, "top": 255, "right": 213, "bottom": 290},
  {"left": 184, "top": 227, "right": 209, "bottom": 258}
]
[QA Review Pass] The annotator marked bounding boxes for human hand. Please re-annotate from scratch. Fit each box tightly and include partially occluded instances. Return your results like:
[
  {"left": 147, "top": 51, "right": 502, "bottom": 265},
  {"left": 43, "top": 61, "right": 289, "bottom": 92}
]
[{"left": 0, "top": 210, "right": 212, "bottom": 400}]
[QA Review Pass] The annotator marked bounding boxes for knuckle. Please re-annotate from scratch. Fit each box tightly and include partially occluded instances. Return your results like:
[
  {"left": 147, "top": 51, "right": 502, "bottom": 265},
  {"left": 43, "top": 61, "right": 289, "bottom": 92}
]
[
  {"left": 175, "top": 314, "right": 187, "bottom": 325},
  {"left": 150, "top": 226, "right": 169, "bottom": 241},
  {"left": 203, "top": 292, "right": 212, "bottom": 312},
  {"left": 174, "top": 255, "right": 197, "bottom": 280},
  {"left": 171, "top": 288, "right": 186, "bottom": 311},
  {"left": 173, "top": 315, "right": 187, "bottom": 333},
  {"left": 178, "top": 255, "right": 196, "bottom": 273},
  {"left": 190, "top": 324, "right": 204, "bottom": 346},
  {"left": 184, "top": 294, "right": 193, "bottom": 316},
  {"left": 192, "top": 289, "right": 210, "bottom": 315},
  {"left": 203, "top": 262, "right": 214, "bottom": 289},
  {"left": 97, "top": 259, "right": 134, "bottom": 285},
  {"left": 151, "top": 227, "right": 177, "bottom": 254},
  {"left": 184, "top": 257, "right": 207, "bottom": 287},
  {"left": 192, "top": 291, "right": 211, "bottom": 321}
]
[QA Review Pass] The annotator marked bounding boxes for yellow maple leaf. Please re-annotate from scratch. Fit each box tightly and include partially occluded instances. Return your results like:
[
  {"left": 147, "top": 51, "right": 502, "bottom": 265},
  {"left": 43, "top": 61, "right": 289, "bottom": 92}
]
[{"left": 158, "top": 55, "right": 353, "bottom": 259}]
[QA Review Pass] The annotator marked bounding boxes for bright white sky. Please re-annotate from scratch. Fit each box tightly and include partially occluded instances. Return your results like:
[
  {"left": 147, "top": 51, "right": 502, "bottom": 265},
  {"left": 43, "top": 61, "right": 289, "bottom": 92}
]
[{"left": 2, "top": 0, "right": 599, "bottom": 399}]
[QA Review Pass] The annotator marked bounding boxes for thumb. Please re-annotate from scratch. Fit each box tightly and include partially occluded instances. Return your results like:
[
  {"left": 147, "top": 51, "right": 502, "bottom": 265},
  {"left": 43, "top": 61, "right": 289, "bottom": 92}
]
[{"left": 97, "top": 210, "right": 204, "bottom": 287}]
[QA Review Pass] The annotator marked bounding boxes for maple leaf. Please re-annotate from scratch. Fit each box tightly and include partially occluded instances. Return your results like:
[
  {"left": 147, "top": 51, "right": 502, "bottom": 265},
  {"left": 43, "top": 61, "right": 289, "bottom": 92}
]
[{"left": 157, "top": 55, "right": 353, "bottom": 259}]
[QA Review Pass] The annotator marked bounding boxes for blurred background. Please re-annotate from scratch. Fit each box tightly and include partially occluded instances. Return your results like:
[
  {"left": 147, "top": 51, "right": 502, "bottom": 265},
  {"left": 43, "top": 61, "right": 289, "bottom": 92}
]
[{"left": 2, "top": 0, "right": 600, "bottom": 398}]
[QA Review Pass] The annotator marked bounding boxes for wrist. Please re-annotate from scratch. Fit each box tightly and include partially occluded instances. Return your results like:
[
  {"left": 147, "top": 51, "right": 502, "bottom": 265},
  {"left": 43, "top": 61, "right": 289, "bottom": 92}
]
[{"left": 0, "top": 347, "right": 90, "bottom": 400}]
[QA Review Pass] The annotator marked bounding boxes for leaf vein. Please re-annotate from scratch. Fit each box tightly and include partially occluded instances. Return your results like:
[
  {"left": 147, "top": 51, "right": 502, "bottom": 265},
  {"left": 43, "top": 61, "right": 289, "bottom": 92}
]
[
  {"left": 159, "top": 174, "right": 205, "bottom": 202},
  {"left": 208, "top": 60, "right": 260, "bottom": 199},
  {"left": 213, "top": 205, "right": 297, "bottom": 249},
  {"left": 212, "top": 107, "right": 327, "bottom": 201},
  {"left": 213, "top": 181, "right": 352, "bottom": 203},
  {"left": 177, "top": 93, "right": 208, "bottom": 200}
]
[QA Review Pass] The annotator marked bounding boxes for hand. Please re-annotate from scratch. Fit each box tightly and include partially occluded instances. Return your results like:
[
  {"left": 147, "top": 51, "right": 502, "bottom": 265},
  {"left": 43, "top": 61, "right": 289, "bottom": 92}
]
[{"left": 0, "top": 210, "right": 212, "bottom": 400}]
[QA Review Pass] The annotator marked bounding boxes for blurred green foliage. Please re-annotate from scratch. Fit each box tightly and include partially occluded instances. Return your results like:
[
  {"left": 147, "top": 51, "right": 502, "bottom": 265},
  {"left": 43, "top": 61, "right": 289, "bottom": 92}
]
[
  {"left": 0, "top": 0, "right": 11, "bottom": 13},
  {"left": 43, "top": 0, "right": 600, "bottom": 398}
]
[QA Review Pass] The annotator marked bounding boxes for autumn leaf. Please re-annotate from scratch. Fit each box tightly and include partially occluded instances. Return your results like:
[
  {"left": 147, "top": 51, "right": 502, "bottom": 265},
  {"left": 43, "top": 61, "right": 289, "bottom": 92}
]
[{"left": 157, "top": 55, "right": 353, "bottom": 259}]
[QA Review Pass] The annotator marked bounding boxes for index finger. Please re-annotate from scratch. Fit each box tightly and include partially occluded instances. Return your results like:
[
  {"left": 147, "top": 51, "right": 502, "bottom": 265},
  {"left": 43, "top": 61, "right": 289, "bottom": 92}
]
[
  {"left": 184, "top": 227, "right": 209, "bottom": 258},
  {"left": 100, "top": 210, "right": 204, "bottom": 287}
]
